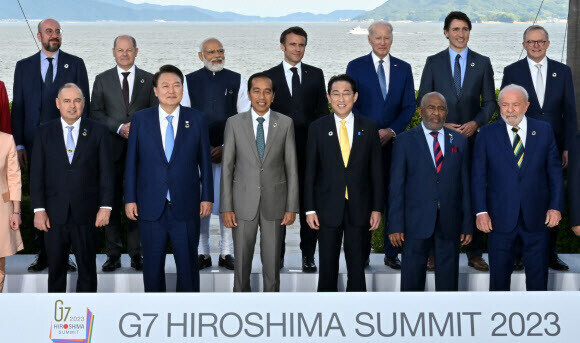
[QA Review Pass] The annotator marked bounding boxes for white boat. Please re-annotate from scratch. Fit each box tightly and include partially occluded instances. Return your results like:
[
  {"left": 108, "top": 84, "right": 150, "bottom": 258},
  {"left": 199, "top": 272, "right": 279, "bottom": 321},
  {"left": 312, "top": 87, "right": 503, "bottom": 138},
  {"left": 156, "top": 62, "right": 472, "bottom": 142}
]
[{"left": 348, "top": 26, "right": 368, "bottom": 35}]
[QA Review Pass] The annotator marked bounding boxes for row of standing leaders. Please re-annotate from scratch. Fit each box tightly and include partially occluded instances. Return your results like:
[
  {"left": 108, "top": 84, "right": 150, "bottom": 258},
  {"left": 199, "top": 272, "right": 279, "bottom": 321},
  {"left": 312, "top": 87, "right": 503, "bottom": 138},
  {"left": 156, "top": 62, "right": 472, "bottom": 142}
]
[{"left": 0, "top": 11, "right": 579, "bottom": 294}]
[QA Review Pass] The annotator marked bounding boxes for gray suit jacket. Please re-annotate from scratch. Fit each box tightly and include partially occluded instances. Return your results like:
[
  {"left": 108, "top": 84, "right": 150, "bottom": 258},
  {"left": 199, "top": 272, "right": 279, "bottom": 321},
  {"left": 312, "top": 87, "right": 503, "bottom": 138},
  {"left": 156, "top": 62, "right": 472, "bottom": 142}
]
[
  {"left": 90, "top": 66, "right": 157, "bottom": 161},
  {"left": 220, "top": 110, "right": 299, "bottom": 221}
]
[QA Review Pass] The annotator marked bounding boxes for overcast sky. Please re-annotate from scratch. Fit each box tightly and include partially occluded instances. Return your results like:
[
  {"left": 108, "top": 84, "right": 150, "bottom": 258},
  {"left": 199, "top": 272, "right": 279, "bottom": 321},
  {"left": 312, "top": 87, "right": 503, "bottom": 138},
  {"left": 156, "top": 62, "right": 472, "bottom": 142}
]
[{"left": 126, "top": 0, "right": 386, "bottom": 17}]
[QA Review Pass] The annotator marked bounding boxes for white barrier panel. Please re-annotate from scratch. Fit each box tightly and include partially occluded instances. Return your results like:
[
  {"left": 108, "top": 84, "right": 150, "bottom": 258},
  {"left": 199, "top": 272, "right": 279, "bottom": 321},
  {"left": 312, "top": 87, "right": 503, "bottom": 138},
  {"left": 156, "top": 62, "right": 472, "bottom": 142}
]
[{"left": 0, "top": 292, "right": 578, "bottom": 342}]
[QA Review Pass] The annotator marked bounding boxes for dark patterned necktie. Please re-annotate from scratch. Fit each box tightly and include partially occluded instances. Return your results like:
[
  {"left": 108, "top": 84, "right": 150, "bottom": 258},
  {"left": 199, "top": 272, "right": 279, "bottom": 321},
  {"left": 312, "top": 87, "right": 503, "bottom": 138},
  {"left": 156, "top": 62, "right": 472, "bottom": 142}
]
[
  {"left": 256, "top": 117, "right": 265, "bottom": 161},
  {"left": 430, "top": 131, "right": 443, "bottom": 173},
  {"left": 122, "top": 72, "right": 130, "bottom": 107},
  {"left": 512, "top": 126, "right": 524, "bottom": 168},
  {"left": 454, "top": 54, "right": 462, "bottom": 96},
  {"left": 45, "top": 57, "right": 54, "bottom": 87},
  {"left": 290, "top": 67, "right": 301, "bottom": 100}
]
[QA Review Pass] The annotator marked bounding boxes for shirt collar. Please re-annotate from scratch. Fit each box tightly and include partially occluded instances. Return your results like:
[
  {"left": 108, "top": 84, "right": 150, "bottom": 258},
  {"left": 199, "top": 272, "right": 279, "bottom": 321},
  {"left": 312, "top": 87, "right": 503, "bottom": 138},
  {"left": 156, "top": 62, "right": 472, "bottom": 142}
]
[
  {"left": 159, "top": 105, "right": 180, "bottom": 121},
  {"left": 282, "top": 60, "right": 302, "bottom": 74},
  {"left": 117, "top": 64, "right": 136, "bottom": 76},
  {"left": 506, "top": 115, "right": 528, "bottom": 132},
  {"left": 371, "top": 52, "right": 390, "bottom": 65},
  {"left": 334, "top": 112, "right": 354, "bottom": 124},
  {"left": 60, "top": 117, "right": 81, "bottom": 130},
  {"left": 421, "top": 122, "right": 443, "bottom": 136},
  {"left": 448, "top": 46, "right": 468, "bottom": 60},
  {"left": 527, "top": 56, "right": 547, "bottom": 68},
  {"left": 251, "top": 108, "right": 271, "bottom": 122},
  {"left": 41, "top": 50, "right": 60, "bottom": 63}
]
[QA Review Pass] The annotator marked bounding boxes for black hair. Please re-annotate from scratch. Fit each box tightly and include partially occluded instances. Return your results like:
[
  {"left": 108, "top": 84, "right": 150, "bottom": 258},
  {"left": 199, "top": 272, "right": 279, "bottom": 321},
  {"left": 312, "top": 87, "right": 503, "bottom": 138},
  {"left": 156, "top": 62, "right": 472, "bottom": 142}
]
[
  {"left": 280, "top": 26, "right": 308, "bottom": 45},
  {"left": 444, "top": 11, "right": 472, "bottom": 31},
  {"left": 327, "top": 74, "right": 357, "bottom": 94},
  {"left": 247, "top": 72, "right": 275, "bottom": 92},
  {"left": 153, "top": 65, "right": 184, "bottom": 87}
]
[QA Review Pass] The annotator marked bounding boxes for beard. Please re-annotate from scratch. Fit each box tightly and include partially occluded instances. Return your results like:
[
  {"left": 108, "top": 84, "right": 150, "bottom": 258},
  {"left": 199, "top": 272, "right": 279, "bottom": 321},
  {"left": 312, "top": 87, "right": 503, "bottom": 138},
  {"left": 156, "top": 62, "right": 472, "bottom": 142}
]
[
  {"left": 204, "top": 57, "right": 225, "bottom": 73},
  {"left": 43, "top": 39, "right": 61, "bottom": 52}
]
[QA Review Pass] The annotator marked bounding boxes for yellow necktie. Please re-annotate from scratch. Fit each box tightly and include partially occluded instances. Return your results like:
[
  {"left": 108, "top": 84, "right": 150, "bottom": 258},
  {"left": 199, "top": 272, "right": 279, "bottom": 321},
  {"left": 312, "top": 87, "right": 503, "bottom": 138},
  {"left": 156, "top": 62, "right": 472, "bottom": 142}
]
[{"left": 339, "top": 120, "right": 350, "bottom": 199}]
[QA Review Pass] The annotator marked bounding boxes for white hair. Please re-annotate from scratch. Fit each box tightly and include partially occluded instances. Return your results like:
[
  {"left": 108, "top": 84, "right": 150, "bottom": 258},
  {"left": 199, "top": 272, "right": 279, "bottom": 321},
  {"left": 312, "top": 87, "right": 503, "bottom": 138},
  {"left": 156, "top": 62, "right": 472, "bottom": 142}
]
[
  {"left": 198, "top": 37, "right": 222, "bottom": 53},
  {"left": 368, "top": 20, "right": 393, "bottom": 37},
  {"left": 420, "top": 91, "right": 447, "bottom": 108},
  {"left": 499, "top": 84, "right": 529, "bottom": 102}
]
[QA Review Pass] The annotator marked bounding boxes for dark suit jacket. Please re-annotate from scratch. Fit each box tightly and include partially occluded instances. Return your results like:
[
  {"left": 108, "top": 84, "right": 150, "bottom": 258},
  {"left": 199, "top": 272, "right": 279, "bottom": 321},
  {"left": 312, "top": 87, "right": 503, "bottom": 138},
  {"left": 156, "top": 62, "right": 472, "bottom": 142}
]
[
  {"left": 501, "top": 58, "right": 577, "bottom": 151},
  {"left": 264, "top": 62, "right": 329, "bottom": 162},
  {"left": 346, "top": 53, "right": 416, "bottom": 134},
  {"left": 418, "top": 48, "right": 496, "bottom": 128},
  {"left": 304, "top": 113, "right": 383, "bottom": 227},
  {"left": 388, "top": 126, "right": 472, "bottom": 239},
  {"left": 124, "top": 105, "right": 213, "bottom": 222},
  {"left": 90, "top": 66, "right": 157, "bottom": 162},
  {"left": 30, "top": 118, "right": 114, "bottom": 225},
  {"left": 471, "top": 118, "right": 564, "bottom": 232},
  {"left": 11, "top": 50, "right": 90, "bottom": 150},
  {"left": 568, "top": 133, "right": 580, "bottom": 226}
]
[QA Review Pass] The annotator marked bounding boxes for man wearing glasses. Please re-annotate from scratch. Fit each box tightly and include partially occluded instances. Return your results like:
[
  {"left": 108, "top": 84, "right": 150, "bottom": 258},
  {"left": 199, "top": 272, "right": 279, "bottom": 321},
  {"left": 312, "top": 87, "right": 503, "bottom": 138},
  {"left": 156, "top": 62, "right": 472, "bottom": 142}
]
[
  {"left": 181, "top": 38, "right": 251, "bottom": 271},
  {"left": 501, "top": 25, "right": 577, "bottom": 272},
  {"left": 11, "top": 18, "right": 89, "bottom": 273}
]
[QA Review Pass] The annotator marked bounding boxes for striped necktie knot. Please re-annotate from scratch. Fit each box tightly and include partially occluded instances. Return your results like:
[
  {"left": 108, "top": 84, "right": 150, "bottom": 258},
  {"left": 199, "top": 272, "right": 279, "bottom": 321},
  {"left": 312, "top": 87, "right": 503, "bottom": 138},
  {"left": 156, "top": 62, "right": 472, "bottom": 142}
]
[
  {"left": 512, "top": 126, "right": 524, "bottom": 168},
  {"left": 430, "top": 131, "right": 443, "bottom": 173}
]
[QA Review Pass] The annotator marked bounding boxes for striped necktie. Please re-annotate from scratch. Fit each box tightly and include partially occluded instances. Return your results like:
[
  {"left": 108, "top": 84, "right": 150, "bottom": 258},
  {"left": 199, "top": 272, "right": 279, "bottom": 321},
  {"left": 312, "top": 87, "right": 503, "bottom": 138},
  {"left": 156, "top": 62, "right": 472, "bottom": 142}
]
[
  {"left": 430, "top": 131, "right": 443, "bottom": 173},
  {"left": 512, "top": 126, "right": 524, "bottom": 168}
]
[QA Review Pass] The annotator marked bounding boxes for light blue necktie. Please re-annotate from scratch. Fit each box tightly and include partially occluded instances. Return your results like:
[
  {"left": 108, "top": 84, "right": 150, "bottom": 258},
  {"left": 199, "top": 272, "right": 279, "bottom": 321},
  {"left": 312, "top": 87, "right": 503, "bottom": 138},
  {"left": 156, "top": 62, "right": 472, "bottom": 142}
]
[
  {"left": 66, "top": 125, "right": 75, "bottom": 163},
  {"left": 378, "top": 59, "right": 387, "bottom": 100},
  {"left": 165, "top": 115, "right": 174, "bottom": 201}
]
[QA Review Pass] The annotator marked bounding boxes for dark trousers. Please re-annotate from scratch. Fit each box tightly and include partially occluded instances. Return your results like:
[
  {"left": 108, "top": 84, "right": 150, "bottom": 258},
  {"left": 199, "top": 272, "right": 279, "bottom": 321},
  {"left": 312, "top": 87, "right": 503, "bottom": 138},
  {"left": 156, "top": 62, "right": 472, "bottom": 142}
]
[
  {"left": 139, "top": 202, "right": 200, "bottom": 292},
  {"left": 401, "top": 214, "right": 459, "bottom": 292},
  {"left": 105, "top": 158, "right": 141, "bottom": 258},
  {"left": 488, "top": 214, "right": 550, "bottom": 291},
  {"left": 318, "top": 201, "right": 366, "bottom": 292},
  {"left": 380, "top": 140, "right": 399, "bottom": 259},
  {"left": 45, "top": 211, "right": 98, "bottom": 292},
  {"left": 465, "top": 226, "right": 485, "bottom": 259}
]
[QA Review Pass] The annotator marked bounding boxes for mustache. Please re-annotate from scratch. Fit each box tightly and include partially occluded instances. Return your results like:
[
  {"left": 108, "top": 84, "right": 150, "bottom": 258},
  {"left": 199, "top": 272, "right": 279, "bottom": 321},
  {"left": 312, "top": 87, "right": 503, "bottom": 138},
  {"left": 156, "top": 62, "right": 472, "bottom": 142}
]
[{"left": 210, "top": 57, "right": 223, "bottom": 63}]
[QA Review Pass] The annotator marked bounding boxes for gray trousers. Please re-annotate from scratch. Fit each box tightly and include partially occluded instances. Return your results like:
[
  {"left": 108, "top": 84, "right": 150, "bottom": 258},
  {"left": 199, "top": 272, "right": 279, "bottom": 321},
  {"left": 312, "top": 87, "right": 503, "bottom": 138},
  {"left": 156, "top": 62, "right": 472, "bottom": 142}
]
[{"left": 233, "top": 210, "right": 282, "bottom": 292}]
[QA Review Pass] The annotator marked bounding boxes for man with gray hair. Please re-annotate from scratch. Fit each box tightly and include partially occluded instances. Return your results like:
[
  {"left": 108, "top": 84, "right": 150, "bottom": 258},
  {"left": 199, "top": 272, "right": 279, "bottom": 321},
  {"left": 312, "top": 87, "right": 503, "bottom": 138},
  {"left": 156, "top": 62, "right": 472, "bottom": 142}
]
[
  {"left": 181, "top": 38, "right": 250, "bottom": 271},
  {"left": 346, "top": 20, "right": 416, "bottom": 269},
  {"left": 388, "top": 92, "right": 472, "bottom": 291},
  {"left": 501, "top": 25, "right": 577, "bottom": 271},
  {"left": 472, "top": 84, "right": 563, "bottom": 291},
  {"left": 91, "top": 34, "right": 157, "bottom": 272}
]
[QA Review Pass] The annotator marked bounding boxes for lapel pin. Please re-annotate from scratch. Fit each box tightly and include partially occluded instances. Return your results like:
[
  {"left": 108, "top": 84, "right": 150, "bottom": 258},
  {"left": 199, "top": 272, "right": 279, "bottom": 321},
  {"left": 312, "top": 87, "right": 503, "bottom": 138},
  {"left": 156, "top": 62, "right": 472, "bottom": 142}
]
[
  {"left": 140, "top": 79, "right": 145, "bottom": 83},
  {"left": 304, "top": 70, "right": 308, "bottom": 74},
  {"left": 394, "top": 64, "right": 397, "bottom": 67},
  {"left": 64, "top": 64, "right": 69, "bottom": 69},
  {"left": 228, "top": 89, "right": 234, "bottom": 94},
  {"left": 358, "top": 132, "right": 361, "bottom": 135},
  {"left": 449, "top": 133, "right": 454, "bottom": 144},
  {"left": 82, "top": 129, "right": 87, "bottom": 136},
  {"left": 329, "top": 131, "right": 333, "bottom": 136},
  {"left": 273, "top": 122, "right": 278, "bottom": 128},
  {"left": 552, "top": 73, "right": 557, "bottom": 77},
  {"left": 470, "top": 62, "right": 475, "bottom": 67},
  {"left": 532, "top": 131, "right": 537, "bottom": 136},
  {"left": 185, "top": 120, "right": 190, "bottom": 128},
  {"left": 67, "top": 148, "right": 73, "bottom": 153}
]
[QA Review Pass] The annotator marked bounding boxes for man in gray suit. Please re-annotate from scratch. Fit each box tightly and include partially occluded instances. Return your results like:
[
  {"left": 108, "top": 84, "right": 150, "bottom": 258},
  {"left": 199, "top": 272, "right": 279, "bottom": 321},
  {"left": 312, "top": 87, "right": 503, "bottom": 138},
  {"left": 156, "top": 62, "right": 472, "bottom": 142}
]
[
  {"left": 220, "top": 72, "right": 299, "bottom": 292},
  {"left": 90, "top": 35, "right": 157, "bottom": 272}
]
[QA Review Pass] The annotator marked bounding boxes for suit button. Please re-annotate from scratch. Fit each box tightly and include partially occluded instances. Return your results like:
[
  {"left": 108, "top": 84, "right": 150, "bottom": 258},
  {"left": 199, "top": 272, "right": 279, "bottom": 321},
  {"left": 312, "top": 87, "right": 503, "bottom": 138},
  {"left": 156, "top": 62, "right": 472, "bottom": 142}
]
[
  {"left": 436, "top": 180, "right": 440, "bottom": 184},
  {"left": 260, "top": 168, "right": 264, "bottom": 172},
  {"left": 434, "top": 199, "right": 438, "bottom": 203}
]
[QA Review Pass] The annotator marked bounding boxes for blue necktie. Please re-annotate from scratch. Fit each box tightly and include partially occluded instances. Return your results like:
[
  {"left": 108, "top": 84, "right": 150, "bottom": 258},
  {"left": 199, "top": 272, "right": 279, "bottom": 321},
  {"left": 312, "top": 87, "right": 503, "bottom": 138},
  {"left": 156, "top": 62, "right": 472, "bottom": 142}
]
[
  {"left": 256, "top": 117, "right": 265, "bottom": 162},
  {"left": 378, "top": 59, "right": 387, "bottom": 100},
  {"left": 165, "top": 115, "right": 174, "bottom": 201},
  {"left": 66, "top": 125, "right": 75, "bottom": 163},
  {"left": 454, "top": 54, "right": 462, "bottom": 96}
]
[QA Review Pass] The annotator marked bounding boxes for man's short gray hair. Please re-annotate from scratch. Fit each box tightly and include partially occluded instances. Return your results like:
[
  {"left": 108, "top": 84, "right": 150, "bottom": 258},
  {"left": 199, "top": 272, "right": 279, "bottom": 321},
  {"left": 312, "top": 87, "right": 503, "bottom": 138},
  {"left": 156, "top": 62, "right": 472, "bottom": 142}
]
[
  {"left": 523, "top": 25, "right": 549, "bottom": 42},
  {"left": 114, "top": 35, "right": 137, "bottom": 48},
  {"left": 58, "top": 83, "right": 84, "bottom": 98},
  {"left": 199, "top": 37, "right": 223, "bottom": 53},
  {"left": 420, "top": 91, "right": 447, "bottom": 108},
  {"left": 368, "top": 20, "right": 393, "bottom": 37},
  {"left": 499, "top": 84, "right": 529, "bottom": 102}
]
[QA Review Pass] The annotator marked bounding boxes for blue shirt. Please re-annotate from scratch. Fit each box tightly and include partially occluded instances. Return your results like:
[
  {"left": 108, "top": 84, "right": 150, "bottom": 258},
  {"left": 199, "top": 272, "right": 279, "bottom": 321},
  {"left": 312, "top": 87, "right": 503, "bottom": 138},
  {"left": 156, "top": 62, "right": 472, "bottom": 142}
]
[
  {"left": 448, "top": 47, "right": 468, "bottom": 85},
  {"left": 40, "top": 50, "right": 59, "bottom": 82},
  {"left": 421, "top": 122, "right": 445, "bottom": 167}
]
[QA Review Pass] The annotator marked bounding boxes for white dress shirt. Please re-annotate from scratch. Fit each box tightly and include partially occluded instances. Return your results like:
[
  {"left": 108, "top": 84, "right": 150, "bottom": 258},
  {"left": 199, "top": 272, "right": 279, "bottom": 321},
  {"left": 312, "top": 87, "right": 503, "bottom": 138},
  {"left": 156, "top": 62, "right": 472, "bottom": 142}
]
[
  {"left": 527, "top": 56, "right": 547, "bottom": 105},
  {"left": 283, "top": 60, "right": 302, "bottom": 96},
  {"left": 421, "top": 122, "right": 446, "bottom": 167},
  {"left": 371, "top": 52, "right": 390, "bottom": 94},
  {"left": 34, "top": 117, "right": 111, "bottom": 212},
  {"left": 181, "top": 72, "right": 251, "bottom": 113},
  {"left": 159, "top": 105, "right": 180, "bottom": 150},
  {"left": 116, "top": 65, "right": 136, "bottom": 134},
  {"left": 251, "top": 108, "right": 270, "bottom": 141}
]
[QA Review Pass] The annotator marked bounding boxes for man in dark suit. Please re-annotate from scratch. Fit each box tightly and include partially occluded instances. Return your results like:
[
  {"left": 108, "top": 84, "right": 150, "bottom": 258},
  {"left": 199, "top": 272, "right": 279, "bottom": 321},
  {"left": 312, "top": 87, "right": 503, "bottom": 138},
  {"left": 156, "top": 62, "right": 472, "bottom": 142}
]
[
  {"left": 124, "top": 65, "right": 213, "bottom": 292},
  {"left": 304, "top": 74, "right": 383, "bottom": 292},
  {"left": 346, "top": 20, "right": 415, "bottom": 270},
  {"left": 501, "top": 25, "right": 577, "bottom": 271},
  {"left": 91, "top": 35, "right": 156, "bottom": 272},
  {"left": 30, "top": 83, "right": 114, "bottom": 292},
  {"left": 472, "top": 84, "right": 564, "bottom": 291},
  {"left": 418, "top": 11, "right": 496, "bottom": 272},
  {"left": 570, "top": 133, "right": 580, "bottom": 237},
  {"left": 264, "top": 26, "right": 329, "bottom": 272},
  {"left": 388, "top": 92, "right": 472, "bottom": 291},
  {"left": 12, "top": 18, "right": 89, "bottom": 272}
]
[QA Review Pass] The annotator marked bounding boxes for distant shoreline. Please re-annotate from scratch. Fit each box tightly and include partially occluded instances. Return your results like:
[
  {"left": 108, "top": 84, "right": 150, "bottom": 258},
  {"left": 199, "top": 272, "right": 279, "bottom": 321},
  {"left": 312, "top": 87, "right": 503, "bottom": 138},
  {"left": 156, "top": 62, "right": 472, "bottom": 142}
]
[{"left": 0, "top": 19, "right": 569, "bottom": 24}]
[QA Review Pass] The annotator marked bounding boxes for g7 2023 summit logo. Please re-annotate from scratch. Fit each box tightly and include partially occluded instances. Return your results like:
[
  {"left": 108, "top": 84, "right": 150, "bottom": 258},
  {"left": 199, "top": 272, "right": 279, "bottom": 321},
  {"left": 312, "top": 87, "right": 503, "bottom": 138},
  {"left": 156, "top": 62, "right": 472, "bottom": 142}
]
[{"left": 49, "top": 300, "right": 95, "bottom": 343}]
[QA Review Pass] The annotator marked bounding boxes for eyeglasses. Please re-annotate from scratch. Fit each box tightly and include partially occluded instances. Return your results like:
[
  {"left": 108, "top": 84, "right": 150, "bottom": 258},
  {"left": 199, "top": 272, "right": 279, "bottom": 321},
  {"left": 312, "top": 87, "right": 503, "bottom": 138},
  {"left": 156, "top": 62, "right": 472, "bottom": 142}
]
[
  {"left": 525, "top": 40, "right": 547, "bottom": 46},
  {"left": 43, "top": 28, "right": 63, "bottom": 36},
  {"left": 330, "top": 92, "right": 353, "bottom": 99},
  {"left": 205, "top": 49, "right": 225, "bottom": 54}
]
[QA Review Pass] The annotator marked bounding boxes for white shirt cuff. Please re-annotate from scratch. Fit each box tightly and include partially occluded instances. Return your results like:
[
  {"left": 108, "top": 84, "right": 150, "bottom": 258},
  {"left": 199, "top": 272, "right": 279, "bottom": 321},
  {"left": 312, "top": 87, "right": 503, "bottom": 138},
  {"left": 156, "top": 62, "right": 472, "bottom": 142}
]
[
  {"left": 117, "top": 124, "right": 124, "bottom": 134},
  {"left": 34, "top": 208, "right": 45, "bottom": 213},
  {"left": 476, "top": 212, "right": 488, "bottom": 216},
  {"left": 305, "top": 211, "right": 316, "bottom": 215},
  {"left": 100, "top": 206, "right": 112, "bottom": 210}
]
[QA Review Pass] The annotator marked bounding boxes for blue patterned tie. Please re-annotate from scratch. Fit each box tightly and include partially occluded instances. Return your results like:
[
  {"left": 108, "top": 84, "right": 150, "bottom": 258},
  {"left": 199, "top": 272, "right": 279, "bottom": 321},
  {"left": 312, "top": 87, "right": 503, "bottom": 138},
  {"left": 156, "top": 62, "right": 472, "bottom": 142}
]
[
  {"left": 454, "top": 54, "right": 462, "bottom": 96},
  {"left": 165, "top": 115, "right": 174, "bottom": 200},
  {"left": 256, "top": 117, "right": 265, "bottom": 162},
  {"left": 66, "top": 125, "right": 75, "bottom": 163},
  {"left": 378, "top": 59, "right": 387, "bottom": 100}
]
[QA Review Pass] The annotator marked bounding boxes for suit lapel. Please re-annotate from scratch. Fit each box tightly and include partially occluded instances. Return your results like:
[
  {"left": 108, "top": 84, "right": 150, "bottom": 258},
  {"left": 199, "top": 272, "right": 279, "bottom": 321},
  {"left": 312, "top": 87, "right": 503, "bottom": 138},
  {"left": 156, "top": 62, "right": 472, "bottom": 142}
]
[
  {"left": 71, "top": 119, "right": 88, "bottom": 165},
  {"left": 440, "top": 50, "right": 458, "bottom": 101},
  {"left": 262, "top": 111, "right": 279, "bottom": 163},
  {"left": 364, "top": 53, "right": 385, "bottom": 101},
  {"left": 460, "top": 50, "right": 475, "bottom": 99},
  {"left": 496, "top": 122, "right": 520, "bottom": 173},
  {"left": 32, "top": 52, "right": 43, "bottom": 89},
  {"left": 108, "top": 68, "right": 126, "bottom": 108},
  {"left": 347, "top": 115, "right": 362, "bottom": 168},
  {"left": 520, "top": 119, "right": 536, "bottom": 173},
  {"left": 241, "top": 111, "right": 261, "bottom": 164},
  {"left": 519, "top": 58, "right": 542, "bottom": 111},
  {"left": 414, "top": 126, "right": 437, "bottom": 174},
  {"left": 152, "top": 107, "right": 167, "bottom": 164},
  {"left": 274, "top": 63, "right": 292, "bottom": 100},
  {"left": 51, "top": 121, "right": 69, "bottom": 165},
  {"left": 439, "top": 128, "right": 454, "bottom": 176},
  {"left": 169, "top": 106, "right": 186, "bottom": 164},
  {"left": 387, "top": 57, "right": 401, "bottom": 103},
  {"left": 543, "top": 58, "right": 555, "bottom": 109},
  {"left": 54, "top": 51, "right": 67, "bottom": 85},
  {"left": 131, "top": 67, "right": 145, "bottom": 106}
]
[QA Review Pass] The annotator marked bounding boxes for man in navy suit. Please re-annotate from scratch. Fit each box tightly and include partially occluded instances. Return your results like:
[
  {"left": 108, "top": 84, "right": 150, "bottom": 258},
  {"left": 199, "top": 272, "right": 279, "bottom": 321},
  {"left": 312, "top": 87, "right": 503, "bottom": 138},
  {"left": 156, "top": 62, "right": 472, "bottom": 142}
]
[
  {"left": 418, "top": 11, "right": 496, "bottom": 272},
  {"left": 124, "top": 65, "right": 213, "bottom": 292},
  {"left": 388, "top": 92, "right": 472, "bottom": 291},
  {"left": 570, "top": 133, "right": 580, "bottom": 237},
  {"left": 501, "top": 25, "right": 577, "bottom": 271},
  {"left": 11, "top": 18, "right": 89, "bottom": 272},
  {"left": 346, "top": 21, "right": 415, "bottom": 269},
  {"left": 472, "top": 84, "right": 564, "bottom": 291}
]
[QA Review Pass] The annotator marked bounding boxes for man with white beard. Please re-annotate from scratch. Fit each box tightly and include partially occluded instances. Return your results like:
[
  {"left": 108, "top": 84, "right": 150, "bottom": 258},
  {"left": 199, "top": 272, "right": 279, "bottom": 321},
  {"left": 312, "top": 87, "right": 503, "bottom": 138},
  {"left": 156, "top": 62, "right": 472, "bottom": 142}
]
[{"left": 181, "top": 38, "right": 250, "bottom": 270}]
